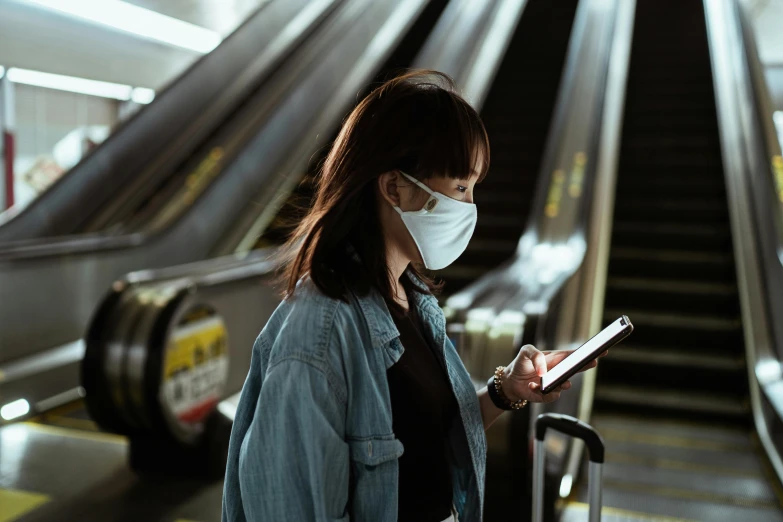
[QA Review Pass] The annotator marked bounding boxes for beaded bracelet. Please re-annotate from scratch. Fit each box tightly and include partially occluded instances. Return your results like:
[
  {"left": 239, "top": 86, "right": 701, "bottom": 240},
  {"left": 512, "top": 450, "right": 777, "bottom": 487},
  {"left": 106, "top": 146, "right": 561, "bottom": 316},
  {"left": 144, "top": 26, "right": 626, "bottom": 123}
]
[{"left": 487, "top": 366, "right": 527, "bottom": 411}]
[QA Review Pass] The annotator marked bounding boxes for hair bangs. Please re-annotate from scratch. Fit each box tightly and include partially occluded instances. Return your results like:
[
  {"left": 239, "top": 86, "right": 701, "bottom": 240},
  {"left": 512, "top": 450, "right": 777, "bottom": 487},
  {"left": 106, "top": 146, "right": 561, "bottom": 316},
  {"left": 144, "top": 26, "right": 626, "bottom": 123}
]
[{"left": 410, "top": 87, "right": 490, "bottom": 183}]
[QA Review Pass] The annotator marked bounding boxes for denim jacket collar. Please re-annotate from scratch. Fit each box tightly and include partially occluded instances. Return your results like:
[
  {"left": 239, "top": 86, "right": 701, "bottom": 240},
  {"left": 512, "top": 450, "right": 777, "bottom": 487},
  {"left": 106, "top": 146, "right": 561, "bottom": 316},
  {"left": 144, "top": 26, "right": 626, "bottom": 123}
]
[
  {"left": 346, "top": 245, "right": 443, "bottom": 369},
  {"left": 349, "top": 270, "right": 443, "bottom": 370}
]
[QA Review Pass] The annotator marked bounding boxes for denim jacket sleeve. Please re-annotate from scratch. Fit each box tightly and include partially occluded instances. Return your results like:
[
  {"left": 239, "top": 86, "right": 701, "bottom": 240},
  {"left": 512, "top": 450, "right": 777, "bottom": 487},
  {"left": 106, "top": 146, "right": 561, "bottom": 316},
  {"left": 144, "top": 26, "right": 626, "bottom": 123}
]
[{"left": 222, "top": 354, "right": 350, "bottom": 521}]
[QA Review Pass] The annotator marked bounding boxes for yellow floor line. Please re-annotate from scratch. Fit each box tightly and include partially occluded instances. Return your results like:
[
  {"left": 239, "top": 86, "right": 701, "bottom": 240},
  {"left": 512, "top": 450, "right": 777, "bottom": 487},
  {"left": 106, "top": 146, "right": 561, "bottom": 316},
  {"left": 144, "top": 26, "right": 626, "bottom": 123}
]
[
  {"left": 19, "top": 421, "right": 126, "bottom": 445},
  {"left": 562, "top": 501, "right": 697, "bottom": 522},
  {"left": 45, "top": 400, "right": 85, "bottom": 418},
  {"left": 606, "top": 452, "right": 764, "bottom": 478},
  {"left": 0, "top": 488, "right": 50, "bottom": 522},
  {"left": 599, "top": 427, "right": 745, "bottom": 452},
  {"left": 27, "top": 400, "right": 85, "bottom": 425},
  {"left": 604, "top": 478, "right": 779, "bottom": 509},
  {"left": 593, "top": 414, "right": 749, "bottom": 438},
  {"left": 35, "top": 415, "right": 99, "bottom": 431}
]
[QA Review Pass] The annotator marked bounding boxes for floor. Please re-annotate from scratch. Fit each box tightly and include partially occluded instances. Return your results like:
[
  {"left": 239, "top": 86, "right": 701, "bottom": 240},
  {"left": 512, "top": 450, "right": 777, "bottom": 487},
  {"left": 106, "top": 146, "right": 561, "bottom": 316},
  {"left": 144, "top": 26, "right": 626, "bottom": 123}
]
[
  {"left": 0, "top": 402, "right": 223, "bottom": 522},
  {"left": 560, "top": 414, "right": 783, "bottom": 522}
]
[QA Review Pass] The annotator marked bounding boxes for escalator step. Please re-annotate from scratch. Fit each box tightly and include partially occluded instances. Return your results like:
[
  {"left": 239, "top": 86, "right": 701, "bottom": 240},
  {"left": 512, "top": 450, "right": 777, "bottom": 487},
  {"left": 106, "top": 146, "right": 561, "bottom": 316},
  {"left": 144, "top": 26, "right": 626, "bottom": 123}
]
[
  {"left": 608, "top": 247, "right": 735, "bottom": 282},
  {"left": 612, "top": 222, "right": 732, "bottom": 251},
  {"left": 613, "top": 198, "right": 729, "bottom": 222},
  {"left": 594, "top": 384, "right": 749, "bottom": 420},
  {"left": 616, "top": 177, "right": 726, "bottom": 197},
  {"left": 621, "top": 119, "right": 719, "bottom": 133},
  {"left": 604, "top": 309, "right": 743, "bottom": 354},
  {"left": 605, "top": 276, "right": 739, "bottom": 316},
  {"left": 607, "top": 345, "right": 745, "bottom": 371},
  {"left": 597, "top": 352, "right": 746, "bottom": 396}
]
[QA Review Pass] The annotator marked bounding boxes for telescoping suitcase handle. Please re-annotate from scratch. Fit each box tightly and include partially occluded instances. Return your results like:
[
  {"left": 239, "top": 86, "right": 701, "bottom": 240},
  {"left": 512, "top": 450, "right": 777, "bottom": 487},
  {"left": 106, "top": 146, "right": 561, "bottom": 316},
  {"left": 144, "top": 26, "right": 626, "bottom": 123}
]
[{"left": 533, "top": 413, "right": 605, "bottom": 522}]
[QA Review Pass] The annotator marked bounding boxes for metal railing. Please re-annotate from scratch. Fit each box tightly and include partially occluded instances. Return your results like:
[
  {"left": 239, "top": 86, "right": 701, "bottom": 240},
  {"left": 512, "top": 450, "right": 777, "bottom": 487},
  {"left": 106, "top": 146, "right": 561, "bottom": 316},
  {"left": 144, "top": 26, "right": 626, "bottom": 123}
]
[{"left": 704, "top": 0, "right": 783, "bottom": 484}]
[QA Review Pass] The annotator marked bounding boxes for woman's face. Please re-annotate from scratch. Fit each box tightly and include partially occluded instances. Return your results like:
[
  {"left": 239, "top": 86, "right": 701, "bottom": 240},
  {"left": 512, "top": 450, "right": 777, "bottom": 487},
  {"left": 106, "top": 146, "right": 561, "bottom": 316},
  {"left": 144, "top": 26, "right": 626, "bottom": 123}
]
[{"left": 378, "top": 161, "right": 482, "bottom": 269}]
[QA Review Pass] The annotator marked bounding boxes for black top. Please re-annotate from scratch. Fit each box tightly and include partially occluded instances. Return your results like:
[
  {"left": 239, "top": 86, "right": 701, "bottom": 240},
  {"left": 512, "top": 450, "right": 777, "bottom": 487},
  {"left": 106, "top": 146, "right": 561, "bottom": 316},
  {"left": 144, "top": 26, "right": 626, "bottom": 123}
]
[{"left": 386, "top": 296, "right": 460, "bottom": 522}]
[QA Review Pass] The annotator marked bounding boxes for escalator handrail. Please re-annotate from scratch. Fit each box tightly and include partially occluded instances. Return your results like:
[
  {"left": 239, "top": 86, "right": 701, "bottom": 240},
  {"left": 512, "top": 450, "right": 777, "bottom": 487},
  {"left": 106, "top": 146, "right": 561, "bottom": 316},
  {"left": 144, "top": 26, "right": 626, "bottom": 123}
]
[
  {"left": 738, "top": 3, "right": 783, "bottom": 267},
  {"left": 412, "top": 0, "right": 528, "bottom": 113},
  {"left": 0, "top": 0, "right": 338, "bottom": 241},
  {"left": 704, "top": 0, "right": 783, "bottom": 485}
]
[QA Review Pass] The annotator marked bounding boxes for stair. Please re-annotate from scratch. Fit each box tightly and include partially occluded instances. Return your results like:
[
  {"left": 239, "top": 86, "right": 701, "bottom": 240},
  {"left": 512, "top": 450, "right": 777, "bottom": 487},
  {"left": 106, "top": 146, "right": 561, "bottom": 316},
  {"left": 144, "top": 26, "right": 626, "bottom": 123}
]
[{"left": 595, "top": 0, "right": 750, "bottom": 428}]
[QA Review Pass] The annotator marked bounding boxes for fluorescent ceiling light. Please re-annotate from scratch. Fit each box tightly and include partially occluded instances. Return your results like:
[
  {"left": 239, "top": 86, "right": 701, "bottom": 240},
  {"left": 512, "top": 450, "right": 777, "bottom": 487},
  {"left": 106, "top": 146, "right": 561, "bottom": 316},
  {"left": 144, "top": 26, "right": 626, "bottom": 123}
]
[
  {"left": 8, "top": 68, "right": 132, "bottom": 100},
  {"left": 22, "top": 0, "right": 221, "bottom": 54},
  {"left": 1, "top": 398, "right": 30, "bottom": 421},
  {"left": 6, "top": 67, "right": 154, "bottom": 104}
]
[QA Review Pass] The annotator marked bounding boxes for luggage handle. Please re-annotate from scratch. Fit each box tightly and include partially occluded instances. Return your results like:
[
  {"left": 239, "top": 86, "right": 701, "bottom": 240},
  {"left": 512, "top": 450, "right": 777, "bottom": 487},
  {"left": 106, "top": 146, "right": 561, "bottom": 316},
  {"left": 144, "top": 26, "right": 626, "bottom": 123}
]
[{"left": 532, "top": 413, "right": 605, "bottom": 522}]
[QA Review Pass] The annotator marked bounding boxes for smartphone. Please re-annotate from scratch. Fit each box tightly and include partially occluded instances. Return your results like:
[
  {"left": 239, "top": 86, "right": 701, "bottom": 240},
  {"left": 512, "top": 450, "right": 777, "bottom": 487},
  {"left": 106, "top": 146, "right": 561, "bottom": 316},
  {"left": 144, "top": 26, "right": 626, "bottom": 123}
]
[{"left": 540, "top": 315, "right": 634, "bottom": 394}]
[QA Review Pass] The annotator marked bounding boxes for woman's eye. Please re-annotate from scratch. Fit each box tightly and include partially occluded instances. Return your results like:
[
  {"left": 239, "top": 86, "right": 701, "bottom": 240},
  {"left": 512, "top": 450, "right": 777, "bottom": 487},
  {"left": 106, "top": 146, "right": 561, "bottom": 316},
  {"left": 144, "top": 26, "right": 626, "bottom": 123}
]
[{"left": 456, "top": 185, "right": 467, "bottom": 193}]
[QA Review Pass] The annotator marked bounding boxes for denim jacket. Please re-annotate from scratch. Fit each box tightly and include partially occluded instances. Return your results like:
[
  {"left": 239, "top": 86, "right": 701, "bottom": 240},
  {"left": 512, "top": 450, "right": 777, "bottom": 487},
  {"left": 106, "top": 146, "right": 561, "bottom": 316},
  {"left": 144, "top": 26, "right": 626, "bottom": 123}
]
[{"left": 222, "top": 275, "right": 487, "bottom": 521}]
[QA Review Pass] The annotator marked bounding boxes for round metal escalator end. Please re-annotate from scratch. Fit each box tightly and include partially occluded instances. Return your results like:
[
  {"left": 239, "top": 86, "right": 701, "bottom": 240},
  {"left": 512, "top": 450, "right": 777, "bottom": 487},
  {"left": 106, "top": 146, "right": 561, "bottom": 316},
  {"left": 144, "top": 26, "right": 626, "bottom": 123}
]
[{"left": 82, "top": 284, "right": 136, "bottom": 435}]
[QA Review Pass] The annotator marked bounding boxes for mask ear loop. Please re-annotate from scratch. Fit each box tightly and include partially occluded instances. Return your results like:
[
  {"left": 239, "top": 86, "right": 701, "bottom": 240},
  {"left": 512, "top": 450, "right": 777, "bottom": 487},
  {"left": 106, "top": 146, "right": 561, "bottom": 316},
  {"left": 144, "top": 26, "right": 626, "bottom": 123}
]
[{"left": 398, "top": 171, "right": 439, "bottom": 212}]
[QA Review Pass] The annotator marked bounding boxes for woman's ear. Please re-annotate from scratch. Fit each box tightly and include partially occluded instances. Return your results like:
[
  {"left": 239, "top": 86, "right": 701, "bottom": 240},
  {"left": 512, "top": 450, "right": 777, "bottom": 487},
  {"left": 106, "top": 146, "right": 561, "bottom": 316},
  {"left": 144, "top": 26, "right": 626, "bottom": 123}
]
[{"left": 377, "top": 170, "right": 401, "bottom": 207}]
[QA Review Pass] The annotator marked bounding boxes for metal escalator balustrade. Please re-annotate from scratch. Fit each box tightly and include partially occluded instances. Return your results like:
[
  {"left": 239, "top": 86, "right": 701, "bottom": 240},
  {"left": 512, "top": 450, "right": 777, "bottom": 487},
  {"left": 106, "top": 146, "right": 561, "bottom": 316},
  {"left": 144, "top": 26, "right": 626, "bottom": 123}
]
[{"left": 728, "top": 0, "right": 783, "bottom": 487}]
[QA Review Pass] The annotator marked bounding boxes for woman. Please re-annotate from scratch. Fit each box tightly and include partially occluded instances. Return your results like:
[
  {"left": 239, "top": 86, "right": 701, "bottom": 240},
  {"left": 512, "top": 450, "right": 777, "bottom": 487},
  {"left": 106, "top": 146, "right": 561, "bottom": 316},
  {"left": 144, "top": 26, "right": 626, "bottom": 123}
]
[{"left": 222, "top": 70, "right": 594, "bottom": 522}]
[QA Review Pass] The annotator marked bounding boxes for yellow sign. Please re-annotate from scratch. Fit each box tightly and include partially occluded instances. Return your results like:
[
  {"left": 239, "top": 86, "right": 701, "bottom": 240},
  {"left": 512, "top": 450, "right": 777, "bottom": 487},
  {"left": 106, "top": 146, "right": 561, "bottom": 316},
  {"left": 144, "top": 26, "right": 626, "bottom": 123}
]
[
  {"left": 162, "top": 314, "right": 229, "bottom": 425},
  {"left": 772, "top": 155, "right": 783, "bottom": 203},
  {"left": 545, "top": 169, "right": 566, "bottom": 217},
  {"left": 164, "top": 317, "right": 227, "bottom": 379},
  {"left": 569, "top": 152, "right": 587, "bottom": 198}
]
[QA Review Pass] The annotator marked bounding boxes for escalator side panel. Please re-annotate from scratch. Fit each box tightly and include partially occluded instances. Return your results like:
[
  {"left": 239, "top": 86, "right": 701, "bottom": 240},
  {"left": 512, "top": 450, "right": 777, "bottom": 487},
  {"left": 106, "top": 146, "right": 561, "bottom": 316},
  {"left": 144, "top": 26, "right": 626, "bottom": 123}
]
[{"left": 439, "top": 0, "right": 580, "bottom": 295}]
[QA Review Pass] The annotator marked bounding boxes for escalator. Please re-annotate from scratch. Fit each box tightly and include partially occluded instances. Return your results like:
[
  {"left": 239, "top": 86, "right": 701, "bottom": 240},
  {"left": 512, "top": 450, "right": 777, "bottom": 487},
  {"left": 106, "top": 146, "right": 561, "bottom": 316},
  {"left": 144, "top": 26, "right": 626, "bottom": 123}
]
[
  {"left": 253, "top": 0, "right": 580, "bottom": 302},
  {"left": 0, "top": 0, "right": 326, "bottom": 241},
  {"left": 0, "top": 0, "right": 447, "bottom": 420},
  {"left": 439, "top": 0, "right": 579, "bottom": 295},
  {"left": 568, "top": 1, "right": 783, "bottom": 519},
  {"left": 74, "top": 0, "right": 585, "bottom": 515}
]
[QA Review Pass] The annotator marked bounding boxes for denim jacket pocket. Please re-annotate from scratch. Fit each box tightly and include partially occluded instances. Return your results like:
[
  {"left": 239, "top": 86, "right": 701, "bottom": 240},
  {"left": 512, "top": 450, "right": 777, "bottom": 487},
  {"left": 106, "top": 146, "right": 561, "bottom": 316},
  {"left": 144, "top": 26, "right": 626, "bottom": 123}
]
[{"left": 347, "top": 435, "right": 404, "bottom": 469}]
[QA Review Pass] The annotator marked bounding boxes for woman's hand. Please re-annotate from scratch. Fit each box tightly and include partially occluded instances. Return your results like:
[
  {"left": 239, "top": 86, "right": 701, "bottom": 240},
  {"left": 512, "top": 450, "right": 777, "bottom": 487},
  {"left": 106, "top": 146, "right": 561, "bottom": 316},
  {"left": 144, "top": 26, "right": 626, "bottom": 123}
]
[{"left": 501, "top": 344, "right": 606, "bottom": 404}]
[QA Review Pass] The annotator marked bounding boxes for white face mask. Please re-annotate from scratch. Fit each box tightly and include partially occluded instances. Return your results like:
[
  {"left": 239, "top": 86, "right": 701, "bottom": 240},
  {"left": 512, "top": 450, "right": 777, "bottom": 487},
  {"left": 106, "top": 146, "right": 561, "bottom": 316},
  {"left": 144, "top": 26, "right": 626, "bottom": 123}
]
[{"left": 393, "top": 171, "right": 477, "bottom": 270}]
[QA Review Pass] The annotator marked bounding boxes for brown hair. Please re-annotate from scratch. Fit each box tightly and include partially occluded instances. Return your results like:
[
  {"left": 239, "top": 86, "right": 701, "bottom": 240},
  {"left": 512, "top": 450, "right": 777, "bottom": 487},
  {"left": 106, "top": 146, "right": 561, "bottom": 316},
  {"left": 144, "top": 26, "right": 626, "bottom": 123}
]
[{"left": 279, "top": 69, "right": 490, "bottom": 305}]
